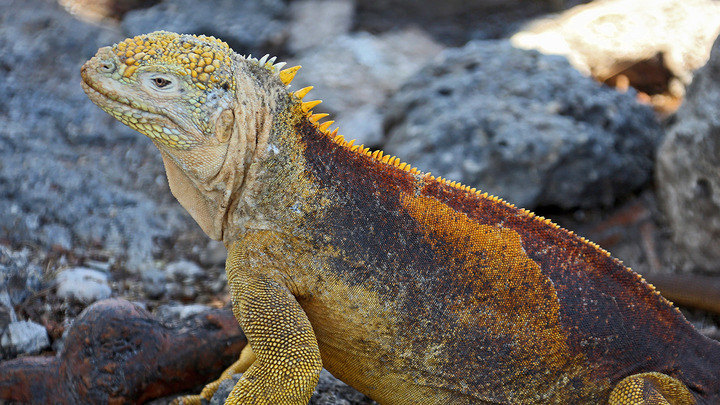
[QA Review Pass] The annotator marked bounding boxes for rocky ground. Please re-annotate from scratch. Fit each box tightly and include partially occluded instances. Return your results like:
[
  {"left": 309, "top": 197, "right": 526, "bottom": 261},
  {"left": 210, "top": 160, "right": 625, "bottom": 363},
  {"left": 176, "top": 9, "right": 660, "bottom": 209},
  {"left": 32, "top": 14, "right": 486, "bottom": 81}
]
[{"left": 1, "top": 0, "right": 720, "bottom": 403}]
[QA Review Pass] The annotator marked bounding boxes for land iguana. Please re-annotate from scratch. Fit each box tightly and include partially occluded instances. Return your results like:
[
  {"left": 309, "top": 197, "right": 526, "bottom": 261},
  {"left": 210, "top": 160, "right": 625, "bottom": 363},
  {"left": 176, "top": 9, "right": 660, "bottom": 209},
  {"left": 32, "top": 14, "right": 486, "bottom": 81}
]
[{"left": 81, "top": 31, "right": 720, "bottom": 404}]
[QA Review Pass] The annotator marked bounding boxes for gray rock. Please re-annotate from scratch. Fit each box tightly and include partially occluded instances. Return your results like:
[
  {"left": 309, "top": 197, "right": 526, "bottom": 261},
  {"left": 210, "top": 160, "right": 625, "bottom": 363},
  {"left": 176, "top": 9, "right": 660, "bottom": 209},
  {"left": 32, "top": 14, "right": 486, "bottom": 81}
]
[
  {"left": 208, "top": 374, "right": 241, "bottom": 405},
  {"left": 121, "top": 0, "right": 286, "bottom": 55},
  {"left": 209, "top": 276, "right": 228, "bottom": 294},
  {"left": 288, "top": 0, "right": 356, "bottom": 54},
  {"left": 55, "top": 267, "right": 112, "bottom": 303},
  {"left": 141, "top": 268, "right": 168, "bottom": 299},
  {"left": 164, "top": 260, "right": 205, "bottom": 300},
  {"left": 0, "top": 320, "right": 50, "bottom": 359},
  {"left": 0, "top": 245, "right": 44, "bottom": 309},
  {"left": 0, "top": 290, "right": 13, "bottom": 339},
  {"left": 384, "top": 40, "right": 664, "bottom": 210},
  {"left": 198, "top": 240, "right": 228, "bottom": 267},
  {"left": 355, "top": 0, "right": 570, "bottom": 45},
  {"left": 290, "top": 30, "right": 443, "bottom": 146},
  {"left": 208, "top": 369, "right": 377, "bottom": 405},
  {"left": 164, "top": 260, "right": 204, "bottom": 281},
  {"left": 0, "top": 0, "right": 193, "bottom": 272},
  {"left": 38, "top": 223, "right": 73, "bottom": 250},
  {"left": 310, "top": 369, "right": 377, "bottom": 405},
  {"left": 656, "top": 36, "right": 720, "bottom": 273},
  {"left": 336, "top": 105, "right": 384, "bottom": 147}
]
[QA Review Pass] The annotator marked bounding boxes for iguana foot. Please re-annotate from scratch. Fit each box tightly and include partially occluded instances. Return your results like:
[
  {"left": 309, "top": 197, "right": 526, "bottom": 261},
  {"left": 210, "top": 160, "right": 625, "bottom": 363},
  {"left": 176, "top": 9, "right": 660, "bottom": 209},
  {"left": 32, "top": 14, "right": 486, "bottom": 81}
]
[
  {"left": 608, "top": 372, "right": 696, "bottom": 405},
  {"left": 172, "top": 346, "right": 256, "bottom": 405}
]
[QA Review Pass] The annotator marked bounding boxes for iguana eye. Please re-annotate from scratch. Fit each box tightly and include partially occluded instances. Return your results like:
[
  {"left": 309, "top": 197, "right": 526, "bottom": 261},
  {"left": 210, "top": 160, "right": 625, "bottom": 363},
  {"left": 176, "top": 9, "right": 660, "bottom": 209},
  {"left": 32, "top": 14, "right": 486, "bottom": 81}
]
[
  {"left": 152, "top": 77, "right": 171, "bottom": 88},
  {"left": 99, "top": 61, "right": 115, "bottom": 73}
]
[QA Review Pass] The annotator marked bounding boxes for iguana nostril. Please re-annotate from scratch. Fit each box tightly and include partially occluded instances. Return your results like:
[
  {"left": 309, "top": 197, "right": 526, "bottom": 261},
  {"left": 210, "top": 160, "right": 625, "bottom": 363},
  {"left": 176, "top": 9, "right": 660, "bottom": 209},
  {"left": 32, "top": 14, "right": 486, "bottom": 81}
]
[{"left": 99, "top": 60, "right": 115, "bottom": 73}]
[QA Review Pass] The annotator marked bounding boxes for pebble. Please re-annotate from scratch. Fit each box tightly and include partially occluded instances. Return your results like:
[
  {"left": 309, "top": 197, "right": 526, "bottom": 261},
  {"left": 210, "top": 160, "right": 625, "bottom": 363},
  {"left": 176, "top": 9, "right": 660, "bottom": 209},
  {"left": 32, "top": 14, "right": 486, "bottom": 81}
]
[
  {"left": 1, "top": 320, "right": 50, "bottom": 359},
  {"left": 164, "top": 260, "right": 204, "bottom": 300},
  {"left": 55, "top": 267, "right": 112, "bottom": 303},
  {"left": 141, "top": 268, "right": 167, "bottom": 299},
  {"left": 155, "top": 304, "right": 214, "bottom": 327}
]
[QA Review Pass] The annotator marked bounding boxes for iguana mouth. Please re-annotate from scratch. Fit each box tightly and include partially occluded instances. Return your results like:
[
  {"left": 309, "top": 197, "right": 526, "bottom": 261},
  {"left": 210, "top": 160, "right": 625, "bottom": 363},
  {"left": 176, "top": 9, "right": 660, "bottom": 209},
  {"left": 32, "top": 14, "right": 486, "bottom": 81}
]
[
  {"left": 81, "top": 74, "right": 161, "bottom": 121},
  {"left": 81, "top": 68, "right": 157, "bottom": 114},
  {"left": 81, "top": 72, "right": 188, "bottom": 146}
]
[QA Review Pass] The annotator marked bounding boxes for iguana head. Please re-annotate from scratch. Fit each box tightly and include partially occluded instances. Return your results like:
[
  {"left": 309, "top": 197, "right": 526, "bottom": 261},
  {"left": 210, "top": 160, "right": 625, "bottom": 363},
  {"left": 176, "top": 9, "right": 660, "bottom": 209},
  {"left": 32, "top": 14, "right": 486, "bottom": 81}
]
[
  {"left": 81, "top": 31, "right": 297, "bottom": 240},
  {"left": 82, "top": 31, "right": 240, "bottom": 149}
]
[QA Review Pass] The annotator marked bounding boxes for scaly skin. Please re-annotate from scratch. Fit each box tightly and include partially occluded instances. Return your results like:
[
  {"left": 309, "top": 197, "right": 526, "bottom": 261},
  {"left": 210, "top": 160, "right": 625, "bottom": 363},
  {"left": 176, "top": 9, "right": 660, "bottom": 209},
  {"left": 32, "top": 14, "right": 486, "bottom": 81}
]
[{"left": 81, "top": 31, "right": 720, "bottom": 404}]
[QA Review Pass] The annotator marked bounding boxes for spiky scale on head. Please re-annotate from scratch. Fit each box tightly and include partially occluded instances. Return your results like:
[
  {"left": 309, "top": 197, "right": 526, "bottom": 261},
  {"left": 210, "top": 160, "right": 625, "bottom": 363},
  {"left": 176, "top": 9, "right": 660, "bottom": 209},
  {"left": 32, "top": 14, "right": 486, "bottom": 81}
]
[{"left": 112, "top": 31, "right": 236, "bottom": 92}]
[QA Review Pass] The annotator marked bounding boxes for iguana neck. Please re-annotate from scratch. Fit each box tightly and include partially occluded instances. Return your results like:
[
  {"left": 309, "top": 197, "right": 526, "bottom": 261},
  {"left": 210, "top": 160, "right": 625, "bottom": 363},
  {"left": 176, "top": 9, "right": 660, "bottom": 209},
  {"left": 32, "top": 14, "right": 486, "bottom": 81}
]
[
  {"left": 221, "top": 103, "right": 315, "bottom": 244},
  {"left": 162, "top": 63, "right": 277, "bottom": 242},
  {"left": 159, "top": 146, "right": 231, "bottom": 241}
]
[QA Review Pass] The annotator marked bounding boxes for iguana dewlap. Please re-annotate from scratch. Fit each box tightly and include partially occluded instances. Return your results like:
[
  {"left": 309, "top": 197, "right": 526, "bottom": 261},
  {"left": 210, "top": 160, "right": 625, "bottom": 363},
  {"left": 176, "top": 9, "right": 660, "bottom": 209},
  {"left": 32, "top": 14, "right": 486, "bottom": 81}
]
[{"left": 81, "top": 31, "right": 720, "bottom": 404}]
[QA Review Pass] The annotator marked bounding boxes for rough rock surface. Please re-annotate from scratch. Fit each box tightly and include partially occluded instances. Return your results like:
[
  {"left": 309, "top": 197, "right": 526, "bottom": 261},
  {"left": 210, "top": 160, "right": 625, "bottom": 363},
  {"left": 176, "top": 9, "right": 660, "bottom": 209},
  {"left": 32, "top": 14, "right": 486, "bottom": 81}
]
[
  {"left": 310, "top": 369, "right": 378, "bottom": 405},
  {"left": 163, "top": 260, "right": 205, "bottom": 300},
  {"left": 0, "top": 0, "right": 193, "bottom": 271},
  {"left": 155, "top": 303, "right": 214, "bottom": 323},
  {"left": 512, "top": 0, "right": 720, "bottom": 89},
  {"left": 291, "top": 30, "right": 444, "bottom": 146},
  {"left": 384, "top": 40, "right": 663, "bottom": 210},
  {"left": 121, "top": 0, "right": 286, "bottom": 56},
  {"left": 657, "top": 36, "right": 720, "bottom": 274}
]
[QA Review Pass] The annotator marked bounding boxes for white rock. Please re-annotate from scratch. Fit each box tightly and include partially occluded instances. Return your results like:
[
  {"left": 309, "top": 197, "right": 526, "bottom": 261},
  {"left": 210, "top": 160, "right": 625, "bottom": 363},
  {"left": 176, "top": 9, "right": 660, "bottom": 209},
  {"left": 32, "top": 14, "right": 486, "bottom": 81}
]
[
  {"left": 164, "top": 260, "right": 204, "bottom": 282},
  {"left": 511, "top": 0, "right": 720, "bottom": 85},
  {"left": 1, "top": 320, "right": 50, "bottom": 356},
  {"left": 56, "top": 267, "right": 111, "bottom": 303}
]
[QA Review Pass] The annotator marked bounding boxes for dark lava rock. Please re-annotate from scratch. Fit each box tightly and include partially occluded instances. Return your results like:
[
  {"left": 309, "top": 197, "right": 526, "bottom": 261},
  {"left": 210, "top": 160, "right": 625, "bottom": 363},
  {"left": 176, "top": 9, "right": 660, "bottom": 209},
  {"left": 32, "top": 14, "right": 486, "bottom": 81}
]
[
  {"left": 384, "top": 40, "right": 664, "bottom": 210},
  {"left": 355, "top": 0, "right": 585, "bottom": 45},
  {"left": 121, "top": 0, "right": 287, "bottom": 56}
]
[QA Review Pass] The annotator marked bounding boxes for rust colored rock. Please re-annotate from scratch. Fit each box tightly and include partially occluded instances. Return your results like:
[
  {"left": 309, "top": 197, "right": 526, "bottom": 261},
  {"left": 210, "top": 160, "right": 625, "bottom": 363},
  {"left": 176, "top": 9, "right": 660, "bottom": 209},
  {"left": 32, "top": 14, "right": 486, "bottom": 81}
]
[
  {"left": 59, "top": 0, "right": 160, "bottom": 22},
  {"left": 0, "top": 299, "right": 245, "bottom": 404}
]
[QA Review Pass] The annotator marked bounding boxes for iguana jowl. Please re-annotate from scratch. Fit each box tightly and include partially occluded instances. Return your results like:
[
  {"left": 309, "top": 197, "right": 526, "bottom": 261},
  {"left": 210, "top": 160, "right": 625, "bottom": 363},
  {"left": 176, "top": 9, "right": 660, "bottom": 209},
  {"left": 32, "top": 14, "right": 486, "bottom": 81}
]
[{"left": 81, "top": 31, "right": 720, "bottom": 404}]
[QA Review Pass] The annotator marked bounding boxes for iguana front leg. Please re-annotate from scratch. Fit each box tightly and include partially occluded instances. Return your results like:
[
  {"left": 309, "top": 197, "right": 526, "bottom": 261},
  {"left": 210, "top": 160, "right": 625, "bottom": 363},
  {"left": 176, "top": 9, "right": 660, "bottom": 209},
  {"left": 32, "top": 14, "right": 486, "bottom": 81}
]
[
  {"left": 222, "top": 245, "right": 322, "bottom": 405},
  {"left": 609, "top": 372, "right": 696, "bottom": 405}
]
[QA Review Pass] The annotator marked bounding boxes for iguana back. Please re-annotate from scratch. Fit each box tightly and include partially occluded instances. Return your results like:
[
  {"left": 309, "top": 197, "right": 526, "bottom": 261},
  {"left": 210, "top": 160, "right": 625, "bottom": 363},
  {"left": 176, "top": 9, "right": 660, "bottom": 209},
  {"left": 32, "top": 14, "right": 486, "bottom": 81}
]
[{"left": 286, "top": 117, "right": 720, "bottom": 403}]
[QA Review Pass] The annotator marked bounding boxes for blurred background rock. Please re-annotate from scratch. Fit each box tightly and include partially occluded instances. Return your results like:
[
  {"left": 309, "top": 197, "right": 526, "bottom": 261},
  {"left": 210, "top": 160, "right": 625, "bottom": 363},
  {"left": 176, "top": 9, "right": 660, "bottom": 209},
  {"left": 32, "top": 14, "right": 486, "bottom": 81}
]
[{"left": 1, "top": 0, "right": 720, "bottom": 402}]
